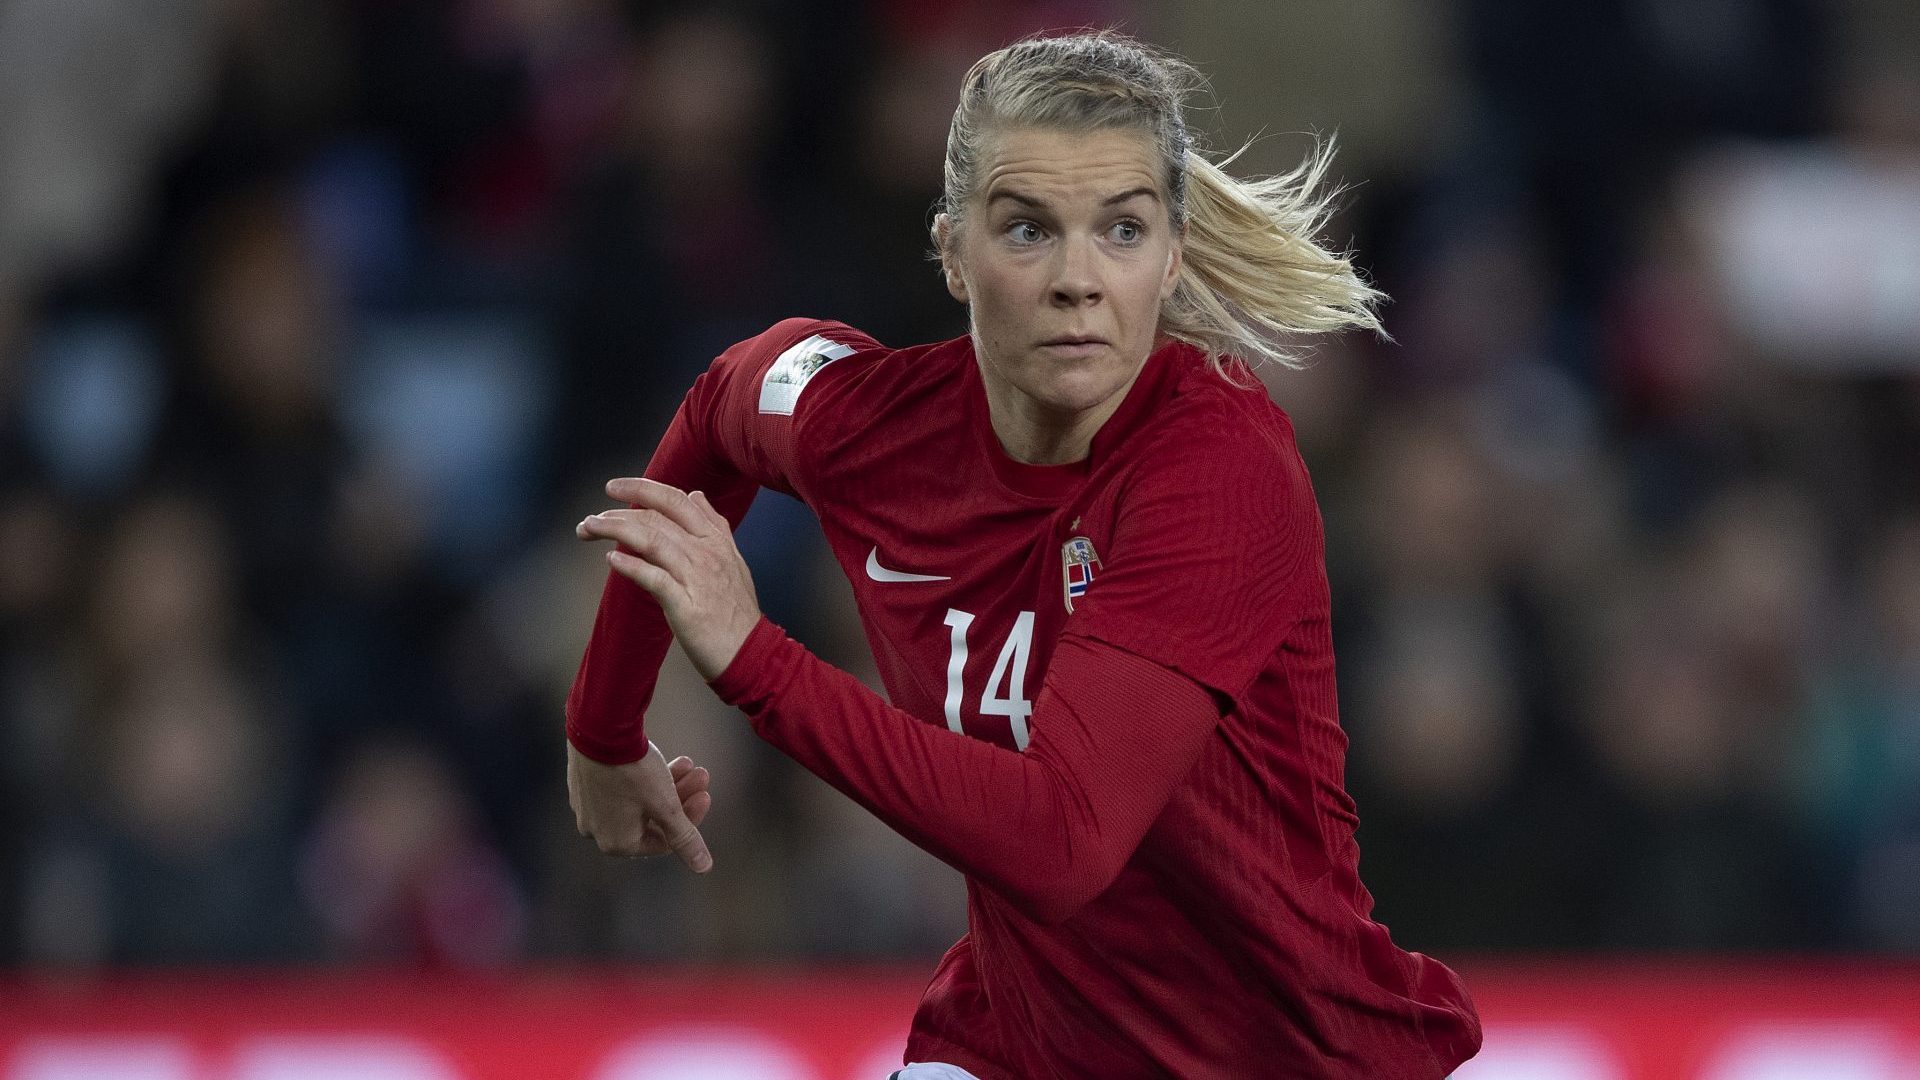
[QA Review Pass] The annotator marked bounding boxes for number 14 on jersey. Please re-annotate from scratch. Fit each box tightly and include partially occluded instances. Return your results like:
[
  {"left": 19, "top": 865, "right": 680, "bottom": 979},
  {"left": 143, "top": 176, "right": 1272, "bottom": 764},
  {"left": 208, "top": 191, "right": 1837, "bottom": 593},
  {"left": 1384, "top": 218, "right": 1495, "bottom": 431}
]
[{"left": 942, "top": 608, "right": 1036, "bottom": 750}]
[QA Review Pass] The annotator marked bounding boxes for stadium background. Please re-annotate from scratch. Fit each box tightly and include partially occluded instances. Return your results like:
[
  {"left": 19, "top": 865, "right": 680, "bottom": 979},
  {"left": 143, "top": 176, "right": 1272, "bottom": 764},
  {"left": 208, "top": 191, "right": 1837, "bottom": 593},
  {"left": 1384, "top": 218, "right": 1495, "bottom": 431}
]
[{"left": 1, "top": 0, "right": 1917, "bottom": 1076}]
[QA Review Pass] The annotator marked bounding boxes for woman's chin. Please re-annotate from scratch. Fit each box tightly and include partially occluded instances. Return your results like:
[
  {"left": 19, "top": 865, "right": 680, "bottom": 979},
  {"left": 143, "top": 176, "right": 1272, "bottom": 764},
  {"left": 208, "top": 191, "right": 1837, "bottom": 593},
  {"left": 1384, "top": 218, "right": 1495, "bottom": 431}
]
[
  {"left": 979, "top": 344, "right": 1144, "bottom": 424},
  {"left": 1028, "top": 371, "right": 1132, "bottom": 417}
]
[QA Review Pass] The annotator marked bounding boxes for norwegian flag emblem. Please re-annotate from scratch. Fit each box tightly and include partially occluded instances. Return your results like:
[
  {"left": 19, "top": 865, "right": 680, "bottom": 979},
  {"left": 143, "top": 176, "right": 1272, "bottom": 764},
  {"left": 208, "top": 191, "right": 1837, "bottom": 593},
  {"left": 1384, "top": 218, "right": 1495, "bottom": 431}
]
[{"left": 1061, "top": 535, "right": 1102, "bottom": 613}]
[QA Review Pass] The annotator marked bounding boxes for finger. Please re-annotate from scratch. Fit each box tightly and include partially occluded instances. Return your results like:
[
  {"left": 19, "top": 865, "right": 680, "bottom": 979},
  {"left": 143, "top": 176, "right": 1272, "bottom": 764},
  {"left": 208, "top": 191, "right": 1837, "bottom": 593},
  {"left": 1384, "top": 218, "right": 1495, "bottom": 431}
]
[
  {"left": 684, "top": 789, "right": 712, "bottom": 827},
  {"left": 668, "top": 755, "right": 693, "bottom": 778},
  {"left": 689, "top": 490, "right": 729, "bottom": 532},
  {"left": 578, "top": 510, "right": 694, "bottom": 570},
  {"left": 606, "top": 549, "right": 683, "bottom": 604},
  {"left": 633, "top": 807, "right": 710, "bottom": 857},
  {"left": 673, "top": 765, "right": 710, "bottom": 802},
  {"left": 605, "top": 476, "right": 653, "bottom": 502},
  {"left": 609, "top": 477, "right": 710, "bottom": 537},
  {"left": 583, "top": 513, "right": 701, "bottom": 589},
  {"left": 578, "top": 507, "right": 669, "bottom": 536},
  {"left": 604, "top": 476, "right": 651, "bottom": 503},
  {"left": 636, "top": 781, "right": 714, "bottom": 857}
]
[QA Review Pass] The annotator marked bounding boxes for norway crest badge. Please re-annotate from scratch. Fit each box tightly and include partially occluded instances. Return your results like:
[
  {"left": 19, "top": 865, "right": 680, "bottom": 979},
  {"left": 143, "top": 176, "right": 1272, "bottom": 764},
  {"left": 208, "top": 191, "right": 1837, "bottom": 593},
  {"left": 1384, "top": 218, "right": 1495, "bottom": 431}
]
[{"left": 1061, "top": 535, "right": 1102, "bottom": 613}]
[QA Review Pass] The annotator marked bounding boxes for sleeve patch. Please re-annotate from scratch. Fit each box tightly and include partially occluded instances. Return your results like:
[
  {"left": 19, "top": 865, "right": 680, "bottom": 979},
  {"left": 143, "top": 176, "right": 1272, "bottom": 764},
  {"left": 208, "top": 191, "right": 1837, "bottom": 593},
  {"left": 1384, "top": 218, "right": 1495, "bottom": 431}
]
[{"left": 758, "top": 334, "right": 856, "bottom": 415}]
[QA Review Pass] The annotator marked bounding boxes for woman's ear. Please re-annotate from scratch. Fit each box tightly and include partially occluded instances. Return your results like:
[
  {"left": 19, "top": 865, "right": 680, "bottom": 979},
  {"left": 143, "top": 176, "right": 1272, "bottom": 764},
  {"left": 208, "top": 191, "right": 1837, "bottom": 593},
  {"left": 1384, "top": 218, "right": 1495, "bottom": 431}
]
[
  {"left": 932, "top": 213, "right": 968, "bottom": 304},
  {"left": 1160, "top": 231, "right": 1184, "bottom": 301}
]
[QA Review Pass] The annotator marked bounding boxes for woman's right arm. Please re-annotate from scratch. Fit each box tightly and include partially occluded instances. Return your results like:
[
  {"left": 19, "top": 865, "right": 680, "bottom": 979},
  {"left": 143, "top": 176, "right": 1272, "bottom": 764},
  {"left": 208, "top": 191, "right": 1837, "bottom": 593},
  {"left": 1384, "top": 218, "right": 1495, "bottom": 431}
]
[
  {"left": 565, "top": 317, "right": 870, "bottom": 763},
  {"left": 561, "top": 394, "right": 756, "bottom": 871},
  {"left": 563, "top": 405, "right": 757, "bottom": 767},
  {"left": 563, "top": 319, "right": 877, "bottom": 862}
]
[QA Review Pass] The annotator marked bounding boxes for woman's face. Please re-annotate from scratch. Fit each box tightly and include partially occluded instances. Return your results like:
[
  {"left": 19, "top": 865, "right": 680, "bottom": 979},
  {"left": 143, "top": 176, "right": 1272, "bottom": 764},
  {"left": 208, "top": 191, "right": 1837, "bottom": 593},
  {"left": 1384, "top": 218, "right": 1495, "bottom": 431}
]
[{"left": 941, "top": 126, "right": 1182, "bottom": 430}]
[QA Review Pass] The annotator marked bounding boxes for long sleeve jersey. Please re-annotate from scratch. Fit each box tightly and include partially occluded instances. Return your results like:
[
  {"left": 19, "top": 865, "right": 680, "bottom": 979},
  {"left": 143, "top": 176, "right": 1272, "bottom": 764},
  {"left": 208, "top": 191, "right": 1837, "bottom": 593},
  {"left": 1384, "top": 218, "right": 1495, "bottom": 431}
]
[{"left": 567, "top": 319, "right": 1481, "bottom": 1078}]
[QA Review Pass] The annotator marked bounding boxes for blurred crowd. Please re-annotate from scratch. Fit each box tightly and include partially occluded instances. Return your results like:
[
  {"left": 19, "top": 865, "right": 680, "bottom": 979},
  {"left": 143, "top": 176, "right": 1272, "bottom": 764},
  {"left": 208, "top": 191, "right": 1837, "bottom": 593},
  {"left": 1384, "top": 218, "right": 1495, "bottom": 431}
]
[{"left": 1, "top": 0, "right": 1917, "bottom": 969}]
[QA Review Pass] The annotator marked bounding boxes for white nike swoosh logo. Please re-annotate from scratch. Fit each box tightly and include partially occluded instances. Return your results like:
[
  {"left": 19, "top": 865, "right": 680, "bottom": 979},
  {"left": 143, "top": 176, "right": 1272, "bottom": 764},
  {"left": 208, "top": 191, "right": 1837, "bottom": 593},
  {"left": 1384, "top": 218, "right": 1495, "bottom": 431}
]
[{"left": 866, "top": 547, "right": 950, "bottom": 583}]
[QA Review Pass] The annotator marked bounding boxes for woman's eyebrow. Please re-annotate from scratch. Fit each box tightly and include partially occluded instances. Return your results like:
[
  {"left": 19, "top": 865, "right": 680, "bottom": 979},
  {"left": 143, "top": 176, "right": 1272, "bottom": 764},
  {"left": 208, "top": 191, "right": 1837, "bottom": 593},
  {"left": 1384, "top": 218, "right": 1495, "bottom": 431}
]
[{"left": 986, "top": 187, "right": 1159, "bottom": 209}]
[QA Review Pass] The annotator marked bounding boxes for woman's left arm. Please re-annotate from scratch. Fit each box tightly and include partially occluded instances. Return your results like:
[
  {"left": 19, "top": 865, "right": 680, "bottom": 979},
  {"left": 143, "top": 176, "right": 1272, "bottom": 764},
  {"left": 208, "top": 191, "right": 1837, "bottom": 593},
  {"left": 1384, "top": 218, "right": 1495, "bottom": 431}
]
[{"left": 719, "top": 615, "right": 1222, "bottom": 926}]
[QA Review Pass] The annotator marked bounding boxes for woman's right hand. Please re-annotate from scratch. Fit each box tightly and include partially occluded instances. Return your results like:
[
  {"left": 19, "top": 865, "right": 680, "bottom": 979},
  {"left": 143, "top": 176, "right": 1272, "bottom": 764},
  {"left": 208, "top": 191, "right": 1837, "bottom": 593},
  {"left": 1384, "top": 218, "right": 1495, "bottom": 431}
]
[{"left": 567, "top": 740, "right": 714, "bottom": 872}]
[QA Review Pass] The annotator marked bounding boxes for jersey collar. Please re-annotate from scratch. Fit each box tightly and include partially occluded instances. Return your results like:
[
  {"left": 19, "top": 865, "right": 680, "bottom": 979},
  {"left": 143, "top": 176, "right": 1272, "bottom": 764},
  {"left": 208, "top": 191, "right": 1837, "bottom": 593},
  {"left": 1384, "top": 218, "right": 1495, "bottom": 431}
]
[{"left": 961, "top": 336, "right": 1206, "bottom": 502}]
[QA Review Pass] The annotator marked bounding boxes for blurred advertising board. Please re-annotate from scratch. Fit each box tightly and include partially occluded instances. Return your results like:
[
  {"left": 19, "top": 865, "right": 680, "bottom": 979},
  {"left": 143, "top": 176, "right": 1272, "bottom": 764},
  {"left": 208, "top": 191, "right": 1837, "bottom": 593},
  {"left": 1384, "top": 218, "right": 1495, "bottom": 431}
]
[
  {"left": 2, "top": 962, "right": 1918, "bottom": 1080},
  {"left": 1681, "top": 143, "right": 1920, "bottom": 369}
]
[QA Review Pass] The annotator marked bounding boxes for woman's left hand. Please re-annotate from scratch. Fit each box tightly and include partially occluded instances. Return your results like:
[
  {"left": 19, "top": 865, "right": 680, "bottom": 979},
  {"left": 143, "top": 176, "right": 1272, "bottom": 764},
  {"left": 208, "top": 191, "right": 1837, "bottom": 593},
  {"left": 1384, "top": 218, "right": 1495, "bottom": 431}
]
[{"left": 577, "top": 478, "right": 761, "bottom": 680}]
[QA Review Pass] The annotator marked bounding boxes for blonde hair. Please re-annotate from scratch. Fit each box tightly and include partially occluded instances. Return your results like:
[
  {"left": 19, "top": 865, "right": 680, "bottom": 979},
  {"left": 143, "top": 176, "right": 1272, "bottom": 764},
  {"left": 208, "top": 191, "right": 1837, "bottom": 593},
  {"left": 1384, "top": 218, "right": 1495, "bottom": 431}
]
[{"left": 937, "top": 30, "right": 1385, "bottom": 373}]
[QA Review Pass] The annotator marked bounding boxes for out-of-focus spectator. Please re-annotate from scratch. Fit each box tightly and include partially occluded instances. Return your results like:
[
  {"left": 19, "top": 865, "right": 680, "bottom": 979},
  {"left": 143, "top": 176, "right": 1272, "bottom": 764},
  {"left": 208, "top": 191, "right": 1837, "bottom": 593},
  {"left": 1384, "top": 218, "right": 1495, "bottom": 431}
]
[
  {"left": 1807, "top": 518, "right": 1920, "bottom": 950},
  {"left": 300, "top": 734, "right": 526, "bottom": 967},
  {"left": 165, "top": 181, "right": 350, "bottom": 620},
  {"left": 553, "top": 9, "right": 793, "bottom": 485},
  {"left": 1576, "top": 486, "right": 1832, "bottom": 948},
  {"left": 5, "top": 0, "right": 1920, "bottom": 969},
  {"left": 21, "top": 655, "right": 305, "bottom": 966},
  {"left": 0, "top": 487, "right": 84, "bottom": 963},
  {"left": 785, "top": 37, "right": 975, "bottom": 347}
]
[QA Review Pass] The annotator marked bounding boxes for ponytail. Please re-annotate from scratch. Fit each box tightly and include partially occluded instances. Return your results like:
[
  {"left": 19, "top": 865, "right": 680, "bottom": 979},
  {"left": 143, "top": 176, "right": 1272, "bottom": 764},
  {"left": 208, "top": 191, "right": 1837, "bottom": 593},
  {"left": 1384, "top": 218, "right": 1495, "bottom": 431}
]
[{"left": 1163, "top": 138, "right": 1387, "bottom": 375}]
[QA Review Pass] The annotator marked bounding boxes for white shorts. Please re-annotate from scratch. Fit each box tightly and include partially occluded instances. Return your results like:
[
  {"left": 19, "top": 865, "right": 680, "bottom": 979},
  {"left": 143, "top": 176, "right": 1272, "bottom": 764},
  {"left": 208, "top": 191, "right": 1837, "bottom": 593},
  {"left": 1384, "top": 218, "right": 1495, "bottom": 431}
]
[{"left": 888, "top": 1065, "right": 983, "bottom": 1080}]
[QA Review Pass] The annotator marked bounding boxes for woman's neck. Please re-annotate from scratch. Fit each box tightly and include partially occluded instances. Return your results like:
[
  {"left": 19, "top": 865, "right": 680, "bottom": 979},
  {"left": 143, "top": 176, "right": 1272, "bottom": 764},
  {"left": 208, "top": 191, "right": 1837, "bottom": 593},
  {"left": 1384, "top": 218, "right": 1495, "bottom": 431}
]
[{"left": 980, "top": 367, "right": 1134, "bottom": 465}]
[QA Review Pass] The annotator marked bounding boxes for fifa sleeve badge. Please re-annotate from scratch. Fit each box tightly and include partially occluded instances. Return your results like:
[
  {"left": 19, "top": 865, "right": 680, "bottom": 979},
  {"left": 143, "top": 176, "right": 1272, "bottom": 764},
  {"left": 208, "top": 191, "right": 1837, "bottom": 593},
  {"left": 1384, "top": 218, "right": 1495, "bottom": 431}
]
[{"left": 759, "top": 334, "right": 855, "bottom": 415}]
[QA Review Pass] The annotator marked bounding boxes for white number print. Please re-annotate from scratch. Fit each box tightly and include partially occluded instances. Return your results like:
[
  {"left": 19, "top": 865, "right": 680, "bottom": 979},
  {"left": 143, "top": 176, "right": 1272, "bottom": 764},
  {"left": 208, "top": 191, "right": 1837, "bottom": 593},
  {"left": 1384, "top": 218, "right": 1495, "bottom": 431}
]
[
  {"left": 941, "top": 609, "right": 974, "bottom": 735},
  {"left": 941, "top": 608, "right": 1036, "bottom": 750}
]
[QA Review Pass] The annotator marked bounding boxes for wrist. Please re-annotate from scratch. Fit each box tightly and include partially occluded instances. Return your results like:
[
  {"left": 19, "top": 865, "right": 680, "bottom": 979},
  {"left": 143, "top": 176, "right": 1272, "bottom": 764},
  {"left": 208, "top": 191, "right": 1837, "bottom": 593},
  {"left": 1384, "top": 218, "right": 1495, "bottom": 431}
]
[
  {"left": 566, "top": 725, "right": 646, "bottom": 766},
  {"left": 690, "top": 607, "right": 763, "bottom": 681},
  {"left": 708, "top": 616, "right": 791, "bottom": 704}
]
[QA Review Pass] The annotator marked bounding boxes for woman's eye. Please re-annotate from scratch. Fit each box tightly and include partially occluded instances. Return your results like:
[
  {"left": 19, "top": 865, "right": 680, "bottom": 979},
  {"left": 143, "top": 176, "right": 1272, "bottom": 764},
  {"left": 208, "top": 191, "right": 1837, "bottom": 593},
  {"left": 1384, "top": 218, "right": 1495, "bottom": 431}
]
[
  {"left": 1110, "top": 220, "right": 1143, "bottom": 244},
  {"left": 1007, "top": 222, "right": 1044, "bottom": 244}
]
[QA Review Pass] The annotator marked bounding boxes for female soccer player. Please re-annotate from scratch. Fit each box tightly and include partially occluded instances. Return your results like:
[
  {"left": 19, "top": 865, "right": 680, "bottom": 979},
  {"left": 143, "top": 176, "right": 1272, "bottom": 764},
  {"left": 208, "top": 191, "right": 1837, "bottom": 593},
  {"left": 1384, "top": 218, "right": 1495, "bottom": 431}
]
[{"left": 565, "top": 30, "right": 1481, "bottom": 1080}]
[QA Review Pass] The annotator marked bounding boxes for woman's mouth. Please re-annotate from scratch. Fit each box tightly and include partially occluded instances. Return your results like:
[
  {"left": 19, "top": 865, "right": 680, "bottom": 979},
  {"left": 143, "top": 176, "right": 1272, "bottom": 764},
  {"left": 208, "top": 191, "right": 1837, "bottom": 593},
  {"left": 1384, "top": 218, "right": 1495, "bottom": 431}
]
[{"left": 1040, "top": 336, "right": 1107, "bottom": 358}]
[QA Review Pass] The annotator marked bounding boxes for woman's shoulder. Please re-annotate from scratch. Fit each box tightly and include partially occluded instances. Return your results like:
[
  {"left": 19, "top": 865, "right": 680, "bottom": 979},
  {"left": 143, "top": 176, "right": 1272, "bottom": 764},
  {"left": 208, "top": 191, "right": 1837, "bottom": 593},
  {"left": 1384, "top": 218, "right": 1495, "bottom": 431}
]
[
  {"left": 1142, "top": 353, "right": 1311, "bottom": 482},
  {"left": 726, "top": 317, "right": 884, "bottom": 366},
  {"left": 712, "top": 318, "right": 966, "bottom": 403},
  {"left": 725, "top": 318, "right": 969, "bottom": 376},
  {"left": 1092, "top": 351, "right": 1324, "bottom": 539},
  {"left": 715, "top": 319, "right": 974, "bottom": 451}
]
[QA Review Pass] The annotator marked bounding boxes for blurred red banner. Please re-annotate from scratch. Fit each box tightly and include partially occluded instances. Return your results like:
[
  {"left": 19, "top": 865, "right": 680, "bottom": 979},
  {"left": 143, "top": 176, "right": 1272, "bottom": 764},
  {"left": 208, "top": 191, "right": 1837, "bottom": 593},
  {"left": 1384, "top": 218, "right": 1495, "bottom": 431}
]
[{"left": 3, "top": 961, "right": 1919, "bottom": 1079}]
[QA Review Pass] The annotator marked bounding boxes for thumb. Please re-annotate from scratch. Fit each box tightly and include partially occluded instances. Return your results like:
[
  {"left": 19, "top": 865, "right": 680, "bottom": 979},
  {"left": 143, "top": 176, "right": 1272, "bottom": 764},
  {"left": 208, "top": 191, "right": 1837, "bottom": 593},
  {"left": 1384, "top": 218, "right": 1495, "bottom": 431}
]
[{"left": 657, "top": 802, "right": 713, "bottom": 873}]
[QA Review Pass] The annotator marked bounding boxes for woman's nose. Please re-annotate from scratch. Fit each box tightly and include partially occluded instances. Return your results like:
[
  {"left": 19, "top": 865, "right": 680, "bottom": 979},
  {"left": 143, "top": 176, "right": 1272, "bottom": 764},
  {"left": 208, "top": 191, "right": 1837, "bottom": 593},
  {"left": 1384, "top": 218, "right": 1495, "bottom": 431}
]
[{"left": 1049, "top": 235, "right": 1103, "bottom": 307}]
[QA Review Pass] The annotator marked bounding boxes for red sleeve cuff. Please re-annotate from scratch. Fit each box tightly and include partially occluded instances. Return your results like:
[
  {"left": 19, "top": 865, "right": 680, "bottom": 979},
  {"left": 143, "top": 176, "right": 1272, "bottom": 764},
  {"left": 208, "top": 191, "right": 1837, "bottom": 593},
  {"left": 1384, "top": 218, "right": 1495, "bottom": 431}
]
[
  {"left": 708, "top": 615, "right": 801, "bottom": 708},
  {"left": 564, "top": 720, "right": 647, "bottom": 766}
]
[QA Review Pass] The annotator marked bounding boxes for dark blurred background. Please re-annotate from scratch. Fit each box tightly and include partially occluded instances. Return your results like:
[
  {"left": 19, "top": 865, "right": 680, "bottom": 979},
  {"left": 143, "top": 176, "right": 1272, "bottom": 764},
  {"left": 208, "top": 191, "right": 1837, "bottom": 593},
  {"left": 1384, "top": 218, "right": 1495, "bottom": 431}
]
[{"left": 1, "top": 0, "right": 1917, "bottom": 973}]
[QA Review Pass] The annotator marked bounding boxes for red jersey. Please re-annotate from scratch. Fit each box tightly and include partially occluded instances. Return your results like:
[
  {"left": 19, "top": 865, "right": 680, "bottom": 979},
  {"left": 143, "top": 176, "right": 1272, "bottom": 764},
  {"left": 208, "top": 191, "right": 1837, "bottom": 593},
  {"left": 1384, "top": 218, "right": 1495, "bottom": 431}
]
[{"left": 568, "top": 319, "right": 1481, "bottom": 1078}]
